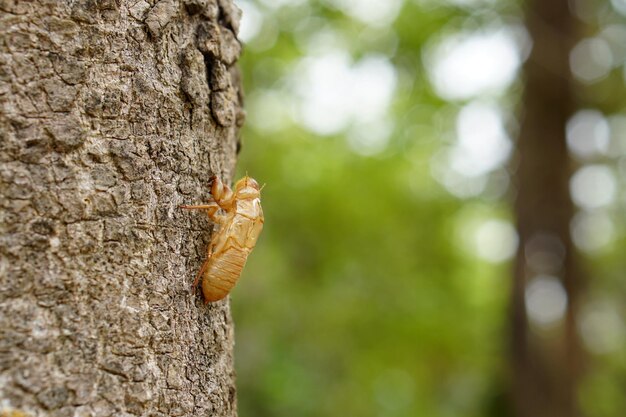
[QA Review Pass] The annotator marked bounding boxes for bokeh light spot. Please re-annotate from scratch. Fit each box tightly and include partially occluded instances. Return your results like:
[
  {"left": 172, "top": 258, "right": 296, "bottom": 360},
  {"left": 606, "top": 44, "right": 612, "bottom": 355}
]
[
  {"left": 524, "top": 233, "right": 565, "bottom": 274},
  {"left": 566, "top": 109, "right": 610, "bottom": 159},
  {"left": 473, "top": 219, "right": 518, "bottom": 263},
  {"left": 328, "top": 0, "right": 403, "bottom": 27},
  {"left": 571, "top": 211, "right": 615, "bottom": 253},
  {"left": 525, "top": 275, "right": 568, "bottom": 328},
  {"left": 570, "top": 38, "right": 613, "bottom": 83},
  {"left": 570, "top": 165, "right": 617, "bottom": 210},
  {"left": 293, "top": 51, "right": 396, "bottom": 143},
  {"left": 579, "top": 300, "right": 625, "bottom": 354},
  {"left": 426, "top": 27, "right": 523, "bottom": 100},
  {"left": 610, "top": 0, "right": 626, "bottom": 16},
  {"left": 451, "top": 101, "right": 512, "bottom": 176},
  {"left": 236, "top": 0, "right": 263, "bottom": 43}
]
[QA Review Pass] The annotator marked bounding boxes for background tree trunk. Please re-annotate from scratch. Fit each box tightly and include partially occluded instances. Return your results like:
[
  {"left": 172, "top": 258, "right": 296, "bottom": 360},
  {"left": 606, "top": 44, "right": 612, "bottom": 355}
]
[
  {"left": 511, "top": 1, "right": 583, "bottom": 416},
  {"left": 0, "top": 1, "right": 245, "bottom": 415}
]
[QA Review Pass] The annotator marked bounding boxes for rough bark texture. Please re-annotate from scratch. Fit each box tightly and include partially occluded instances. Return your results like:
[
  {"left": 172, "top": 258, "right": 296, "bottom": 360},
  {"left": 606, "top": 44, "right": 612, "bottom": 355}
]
[
  {"left": 0, "top": 0, "right": 245, "bottom": 416},
  {"left": 511, "top": 1, "right": 583, "bottom": 416}
]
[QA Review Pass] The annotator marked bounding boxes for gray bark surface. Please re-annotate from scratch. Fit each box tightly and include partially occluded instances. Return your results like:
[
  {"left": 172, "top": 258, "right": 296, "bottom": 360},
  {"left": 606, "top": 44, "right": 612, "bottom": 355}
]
[{"left": 0, "top": 1, "right": 245, "bottom": 416}]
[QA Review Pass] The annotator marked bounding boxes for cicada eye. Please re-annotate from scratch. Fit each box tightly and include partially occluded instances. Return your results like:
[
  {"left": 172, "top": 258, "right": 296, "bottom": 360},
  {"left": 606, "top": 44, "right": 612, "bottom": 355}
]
[{"left": 247, "top": 178, "right": 260, "bottom": 190}]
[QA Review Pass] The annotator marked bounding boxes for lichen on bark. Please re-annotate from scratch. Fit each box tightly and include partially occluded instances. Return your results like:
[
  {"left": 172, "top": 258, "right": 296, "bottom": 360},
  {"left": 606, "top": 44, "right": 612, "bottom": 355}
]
[{"left": 0, "top": 1, "right": 245, "bottom": 416}]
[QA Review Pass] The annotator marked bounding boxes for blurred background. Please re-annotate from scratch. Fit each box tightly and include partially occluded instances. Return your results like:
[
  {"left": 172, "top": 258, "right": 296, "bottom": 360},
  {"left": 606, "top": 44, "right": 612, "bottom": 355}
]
[{"left": 229, "top": 0, "right": 626, "bottom": 416}]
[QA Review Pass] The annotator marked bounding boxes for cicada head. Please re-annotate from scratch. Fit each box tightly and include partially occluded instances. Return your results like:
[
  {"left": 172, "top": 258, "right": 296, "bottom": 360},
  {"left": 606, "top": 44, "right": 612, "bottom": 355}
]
[{"left": 234, "top": 176, "right": 261, "bottom": 199}]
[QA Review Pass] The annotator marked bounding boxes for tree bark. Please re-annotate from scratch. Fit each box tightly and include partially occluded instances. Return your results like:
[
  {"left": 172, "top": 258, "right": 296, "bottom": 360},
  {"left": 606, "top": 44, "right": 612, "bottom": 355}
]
[
  {"left": 511, "top": 1, "right": 583, "bottom": 416},
  {"left": 0, "top": 1, "right": 245, "bottom": 415}
]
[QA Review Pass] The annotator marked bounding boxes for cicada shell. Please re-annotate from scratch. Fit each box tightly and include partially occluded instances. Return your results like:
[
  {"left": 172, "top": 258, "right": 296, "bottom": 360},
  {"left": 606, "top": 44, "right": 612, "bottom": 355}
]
[{"left": 181, "top": 175, "right": 264, "bottom": 302}]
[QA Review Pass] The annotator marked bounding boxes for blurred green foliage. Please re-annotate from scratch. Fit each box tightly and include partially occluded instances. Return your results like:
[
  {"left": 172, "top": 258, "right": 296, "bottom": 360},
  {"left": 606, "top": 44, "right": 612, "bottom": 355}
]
[{"left": 231, "top": 0, "right": 626, "bottom": 416}]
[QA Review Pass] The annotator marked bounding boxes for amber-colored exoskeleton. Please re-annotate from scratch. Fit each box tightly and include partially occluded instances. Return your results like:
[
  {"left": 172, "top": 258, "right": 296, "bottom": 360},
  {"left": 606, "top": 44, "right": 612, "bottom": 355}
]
[{"left": 180, "top": 175, "right": 264, "bottom": 302}]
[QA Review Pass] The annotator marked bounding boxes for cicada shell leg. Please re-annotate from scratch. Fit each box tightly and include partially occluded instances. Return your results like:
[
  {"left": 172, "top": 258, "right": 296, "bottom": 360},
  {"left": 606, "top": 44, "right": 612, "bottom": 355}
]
[{"left": 210, "top": 176, "right": 236, "bottom": 211}]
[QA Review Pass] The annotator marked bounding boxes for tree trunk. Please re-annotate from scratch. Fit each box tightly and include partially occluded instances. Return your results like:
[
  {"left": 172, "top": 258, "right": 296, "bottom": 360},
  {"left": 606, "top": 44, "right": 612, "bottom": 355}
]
[
  {"left": 0, "top": 1, "right": 245, "bottom": 415},
  {"left": 511, "top": 1, "right": 583, "bottom": 416}
]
